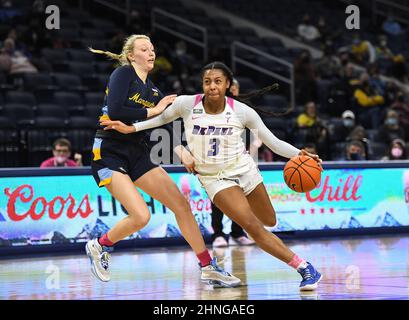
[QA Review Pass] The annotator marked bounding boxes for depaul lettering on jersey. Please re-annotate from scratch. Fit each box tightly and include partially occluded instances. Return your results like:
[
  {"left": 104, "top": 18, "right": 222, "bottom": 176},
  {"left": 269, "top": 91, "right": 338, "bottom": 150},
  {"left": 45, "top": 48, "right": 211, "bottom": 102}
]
[{"left": 192, "top": 125, "right": 234, "bottom": 136}]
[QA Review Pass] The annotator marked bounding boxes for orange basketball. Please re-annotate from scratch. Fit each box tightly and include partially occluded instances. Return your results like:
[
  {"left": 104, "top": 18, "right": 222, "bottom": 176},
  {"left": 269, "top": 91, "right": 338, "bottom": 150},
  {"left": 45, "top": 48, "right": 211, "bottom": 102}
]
[{"left": 283, "top": 155, "right": 322, "bottom": 193}]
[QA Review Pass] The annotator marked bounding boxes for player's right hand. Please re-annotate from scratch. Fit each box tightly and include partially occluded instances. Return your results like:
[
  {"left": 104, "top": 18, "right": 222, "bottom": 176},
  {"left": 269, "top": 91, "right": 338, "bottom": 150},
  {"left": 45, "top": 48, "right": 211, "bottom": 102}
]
[{"left": 151, "top": 94, "right": 177, "bottom": 116}]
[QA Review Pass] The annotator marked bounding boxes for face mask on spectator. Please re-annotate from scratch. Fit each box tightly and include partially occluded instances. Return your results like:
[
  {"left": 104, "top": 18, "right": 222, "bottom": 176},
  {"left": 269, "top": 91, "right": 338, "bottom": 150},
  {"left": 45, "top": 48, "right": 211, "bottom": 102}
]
[
  {"left": 55, "top": 155, "right": 68, "bottom": 164},
  {"left": 350, "top": 152, "right": 362, "bottom": 160},
  {"left": 391, "top": 147, "right": 403, "bottom": 158},
  {"left": 385, "top": 117, "right": 398, "bottom": 126},
  {"left": 343, "top": 119, "right": 354, "bottom": 128}
]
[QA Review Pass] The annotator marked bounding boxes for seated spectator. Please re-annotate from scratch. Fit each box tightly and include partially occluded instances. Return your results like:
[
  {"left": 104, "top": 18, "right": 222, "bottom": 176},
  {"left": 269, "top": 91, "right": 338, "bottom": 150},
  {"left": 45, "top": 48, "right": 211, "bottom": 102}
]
[
  {"left": 343, "top": 140, "right": 367, "bottom": 161},
  {"left": 315, "top": 43, "right": 341, "bottom": 80},
  {"left": 390, "top": 90, "right": 409, "bottom": 138},
  {"left": 377, "top": 109, "right": 406, "bottom": 144},
  {"left": 303, "top": 142, "right": 318, "bottom": 155},
  {"left": 296, "top": 101, "right": 329, "bottom": 157},
  {"left": 375, "top": 35, "right": 394, "bottom": 62},
  {"left": 40, "top": 138, "right": 82, "bottom": 168},
  {"left": 367, "top": 63, "right": 386, "bottom": 97},
  {"left": 354, "top": 72, "right": 385, "bottom": 128},
  {"left": 334, "top": 110, "right": 367, "bottom": 143},
  {"left": 389, "top": 54, "right": 408, "bottom": 83},
  {"left": 297, "top": 14, "right": 320, "bottom": 42},
  {"left": 294, "top": 50, "right": 317, "bottom": 104},
  {"left": 381, "top": 138, "right": 408, "bottom": 160},
  {"left": 350, "top": 34, "right": 376, "bottom": 64},
  {"left": 0, "top": 38, "right": 38, "bottom": 75}
]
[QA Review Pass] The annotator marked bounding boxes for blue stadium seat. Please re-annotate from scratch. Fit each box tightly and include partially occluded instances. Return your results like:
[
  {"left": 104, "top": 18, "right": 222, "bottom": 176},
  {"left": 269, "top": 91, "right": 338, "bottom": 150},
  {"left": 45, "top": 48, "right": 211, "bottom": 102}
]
[
  {"left": 36, "top": 104, "right": 69, "bottom": 121},
  {"left": 2, "top": 103, "right": 35, "bottom": 127},
  {"left": 53, "top": 91, "right": 84, "bottom": 114},
  {"left": 53, "top": 73, "right": 86, "bottom": 91},
  {"left": 5, "top": 91, "right": 36, "bottom": 106}
]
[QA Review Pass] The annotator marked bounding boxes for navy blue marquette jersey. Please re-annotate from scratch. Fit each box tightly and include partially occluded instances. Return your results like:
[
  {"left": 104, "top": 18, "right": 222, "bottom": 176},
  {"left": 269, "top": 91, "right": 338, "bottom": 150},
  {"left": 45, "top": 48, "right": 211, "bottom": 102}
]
[
  {"left": 91, "top": 65, "right": 164, "bottom": 187},
  {"left": 95, "top": 64, "right": 164, "bottom": 142}
]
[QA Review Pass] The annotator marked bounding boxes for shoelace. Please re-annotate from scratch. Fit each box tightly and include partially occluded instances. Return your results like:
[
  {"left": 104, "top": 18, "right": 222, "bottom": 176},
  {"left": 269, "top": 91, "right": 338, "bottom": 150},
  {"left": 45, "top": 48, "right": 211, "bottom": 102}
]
[
  {"left": 210, "top": 258, "right": 232, "bottom": 276},
  {"left": 100, "top": 252, "right": 110, "bottom": 270},
  {"left": 301, "top": 267, "right": 313, "bottom": 280}
]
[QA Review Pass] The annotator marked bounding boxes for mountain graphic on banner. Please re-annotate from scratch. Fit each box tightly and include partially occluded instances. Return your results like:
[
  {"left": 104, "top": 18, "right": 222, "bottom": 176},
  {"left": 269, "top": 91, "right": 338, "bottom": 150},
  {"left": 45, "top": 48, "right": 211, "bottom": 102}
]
[
  {"left": 341, "top": 216, "right": 363, "bottom": 228},
  {"left": 0, "top": 211, "right": 6, "bottom": 222},
  {"left": 76, "top": 218, "right": 111, "bottom": 239},
  {"left": 166, "top": 224, "right": 182, "bottom": 237},
  {"left": 375, "top": 212, "right": 402, "bottom": 227},
  {"left": 52, "top": 231, "right": 70, "bottom": 244}
]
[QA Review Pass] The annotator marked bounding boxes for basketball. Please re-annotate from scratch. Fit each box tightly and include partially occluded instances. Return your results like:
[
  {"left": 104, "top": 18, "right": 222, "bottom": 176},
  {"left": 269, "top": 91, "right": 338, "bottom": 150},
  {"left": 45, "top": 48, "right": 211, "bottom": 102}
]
[{"left": 283, "top": 155, "right": 322, "bottom": 193}]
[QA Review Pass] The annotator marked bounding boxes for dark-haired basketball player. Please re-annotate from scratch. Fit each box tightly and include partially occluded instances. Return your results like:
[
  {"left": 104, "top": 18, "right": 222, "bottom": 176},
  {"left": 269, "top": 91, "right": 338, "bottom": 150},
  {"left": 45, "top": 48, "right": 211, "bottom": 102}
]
[{"left": 101, "top": 61, "right": 323, "bottom": 291}]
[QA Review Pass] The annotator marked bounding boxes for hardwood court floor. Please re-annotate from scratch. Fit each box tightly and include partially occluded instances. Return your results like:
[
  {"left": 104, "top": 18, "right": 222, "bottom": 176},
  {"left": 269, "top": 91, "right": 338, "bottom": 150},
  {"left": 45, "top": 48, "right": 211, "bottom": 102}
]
[{"left": 1, "top": 234, "right": 408, "bottom": 300}]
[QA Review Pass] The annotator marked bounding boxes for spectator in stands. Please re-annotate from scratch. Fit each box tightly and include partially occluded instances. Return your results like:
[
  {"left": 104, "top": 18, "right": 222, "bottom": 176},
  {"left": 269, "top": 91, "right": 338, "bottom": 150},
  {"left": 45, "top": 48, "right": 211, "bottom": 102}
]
[
  {"left": 344, "top": 140, "right": 366, "bottom": 161},
  {"left": 0, "top": 38, "right": 38, "bottom": 75},
  {"left": 382, "top": 15, "right": 405, "bottom": 36},
  {"left": 390, "top": 90, "right": 409, "bottom": 138},
  {"left": 40, "top": 138, "right": 83, "bottom": 168},
  {"left": 1, "top": 0, "right": 12, "bottom": 8},
  {"left": 296, "top": 101, "right": 329, "bottom": 158},
  {"left": 151, "top": 44, "right": 173, "bottom": 83},
  {"left": 381, "top": 138, "right": 408, "bottom": 161},
  {"left": 316, "top": 16, "right": 330, "bottom": 44},
  {"left": 315, "top": 42, "right": 341, "bottom": 80},
  {"left": 389, "top": 54, "right": 408, "bottom": 83},
  {"left": 350, "top": 34, "right": 376, "bottom": 64},
  {"left": 294, "top": 50, "right": 317, "bottom": 104},
  {"left": 375, "top": 35, "right": 394, "bottom": 62},
  {"left": 297, "top": 14, "right": 320, "bottom": 42},
  {"left": 354, "top": 72, "right": 385, "bottom": 128},
  {"left": 109, "top": 30, "right": 126, "bottom": 54},
  {"left": 334, "top": 110, "right": 367, "bottom": 143},
  {"left": 367, "top": 63, "right": 386, "bottom": 96},
  {"left": 303, "top": 142, "right": 317, "bottom": 155},
  {"left": 377, "top": 109, "right": 406, "bottom": 144},
  {"left": 211, "top": 77, "right": 255, "bottom": 248}
]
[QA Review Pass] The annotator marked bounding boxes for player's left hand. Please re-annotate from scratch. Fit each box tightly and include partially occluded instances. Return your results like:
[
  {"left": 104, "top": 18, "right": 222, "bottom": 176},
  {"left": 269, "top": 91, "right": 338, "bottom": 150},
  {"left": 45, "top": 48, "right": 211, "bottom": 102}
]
[
  {"left": 100, "top": 119, "right": 136, "bottom": 134},
  {"left": 299, "top": 149, "right": 323, "bottom": 169}
]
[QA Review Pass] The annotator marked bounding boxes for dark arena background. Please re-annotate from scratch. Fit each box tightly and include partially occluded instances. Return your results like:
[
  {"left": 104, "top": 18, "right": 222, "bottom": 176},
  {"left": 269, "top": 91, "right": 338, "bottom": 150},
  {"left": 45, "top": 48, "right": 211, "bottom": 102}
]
[{"left": 1, "top": 0, "right": 409, "bottom": 309}]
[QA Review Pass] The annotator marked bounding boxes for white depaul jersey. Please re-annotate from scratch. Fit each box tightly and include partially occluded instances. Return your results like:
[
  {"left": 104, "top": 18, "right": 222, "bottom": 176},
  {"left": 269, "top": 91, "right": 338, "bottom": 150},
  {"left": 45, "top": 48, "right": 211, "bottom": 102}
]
[{"left": 133, "top": 94, "right": 300, "bottom": 176}]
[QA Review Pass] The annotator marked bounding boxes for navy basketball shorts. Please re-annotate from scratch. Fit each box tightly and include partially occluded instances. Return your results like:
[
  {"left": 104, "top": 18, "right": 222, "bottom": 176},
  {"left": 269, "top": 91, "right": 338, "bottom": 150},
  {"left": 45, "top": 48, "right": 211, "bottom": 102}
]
[{"left": 91, "top": 137, "right": 158, "bottom": 187}]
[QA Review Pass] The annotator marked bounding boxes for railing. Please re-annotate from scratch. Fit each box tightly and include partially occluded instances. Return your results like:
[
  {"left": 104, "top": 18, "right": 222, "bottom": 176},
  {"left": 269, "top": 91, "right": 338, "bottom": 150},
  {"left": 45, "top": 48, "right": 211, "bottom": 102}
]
[
  {"left": 90, "top": 0, "right": 131, "bottom": 24},
  {"left": 231, "top": 41, "right": 295, "bottom": 108},
  {"left": 151, "top": 7, "right": 208, "bottom": 62},
  {"left": 373, "top": 0, "right": 409, "bottom": 26}
]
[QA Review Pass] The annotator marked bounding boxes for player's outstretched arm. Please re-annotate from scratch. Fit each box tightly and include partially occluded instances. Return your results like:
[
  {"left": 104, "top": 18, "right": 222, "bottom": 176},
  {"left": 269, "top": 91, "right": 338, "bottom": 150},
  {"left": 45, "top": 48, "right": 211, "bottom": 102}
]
[
  {"left": 243, "top": 106, "right": 322, "bottom": 164},
  {"left": 100, "top": 95, "right": 184, "bottom": 134}
]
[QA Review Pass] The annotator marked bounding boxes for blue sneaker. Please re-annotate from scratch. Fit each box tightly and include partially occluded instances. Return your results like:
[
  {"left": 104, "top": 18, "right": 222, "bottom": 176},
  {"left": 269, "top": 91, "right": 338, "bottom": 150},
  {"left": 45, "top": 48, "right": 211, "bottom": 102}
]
[
  {"left": 298, "top": 262, "right": 322, "bottom": 291},
  {"left": 200, "top": 258, "right": 241, "bottom": 288}
]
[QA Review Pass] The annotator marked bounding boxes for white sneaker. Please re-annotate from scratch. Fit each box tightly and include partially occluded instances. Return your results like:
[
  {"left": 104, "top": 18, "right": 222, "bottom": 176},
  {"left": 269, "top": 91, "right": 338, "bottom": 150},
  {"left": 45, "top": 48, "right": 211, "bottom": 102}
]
[
  {"left": 212, "top": 236, "right": 228, "bottom": 248},
  {"left": 85, "top": 238, "right": 111, "bottom": 282},
  {"left": 200, "top": 258, "right": 241, "bottom": 288},
  {"left": 229, "top": 236, "right": 255, "bottom": 246}
]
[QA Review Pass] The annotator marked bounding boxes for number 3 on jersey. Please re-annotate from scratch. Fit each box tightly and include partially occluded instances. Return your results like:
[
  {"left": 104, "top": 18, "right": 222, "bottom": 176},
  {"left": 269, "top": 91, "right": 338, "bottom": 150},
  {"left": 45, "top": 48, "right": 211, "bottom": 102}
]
[{"left": 208, "top": 138, "right": 220, "bottom": 156}]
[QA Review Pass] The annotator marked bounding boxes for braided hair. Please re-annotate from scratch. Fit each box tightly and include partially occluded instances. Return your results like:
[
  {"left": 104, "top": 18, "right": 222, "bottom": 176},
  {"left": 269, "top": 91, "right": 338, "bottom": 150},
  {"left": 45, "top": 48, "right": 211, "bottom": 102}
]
[{"left": 200, "top": 61, "right": 293, "bottom": 116}]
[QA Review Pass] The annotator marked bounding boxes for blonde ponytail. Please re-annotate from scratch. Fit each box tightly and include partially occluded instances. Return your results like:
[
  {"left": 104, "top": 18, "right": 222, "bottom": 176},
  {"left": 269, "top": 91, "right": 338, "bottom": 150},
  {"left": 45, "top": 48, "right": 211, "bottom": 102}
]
[{"left": 89, "top": 34, "right": 151, "bottom": 67}]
